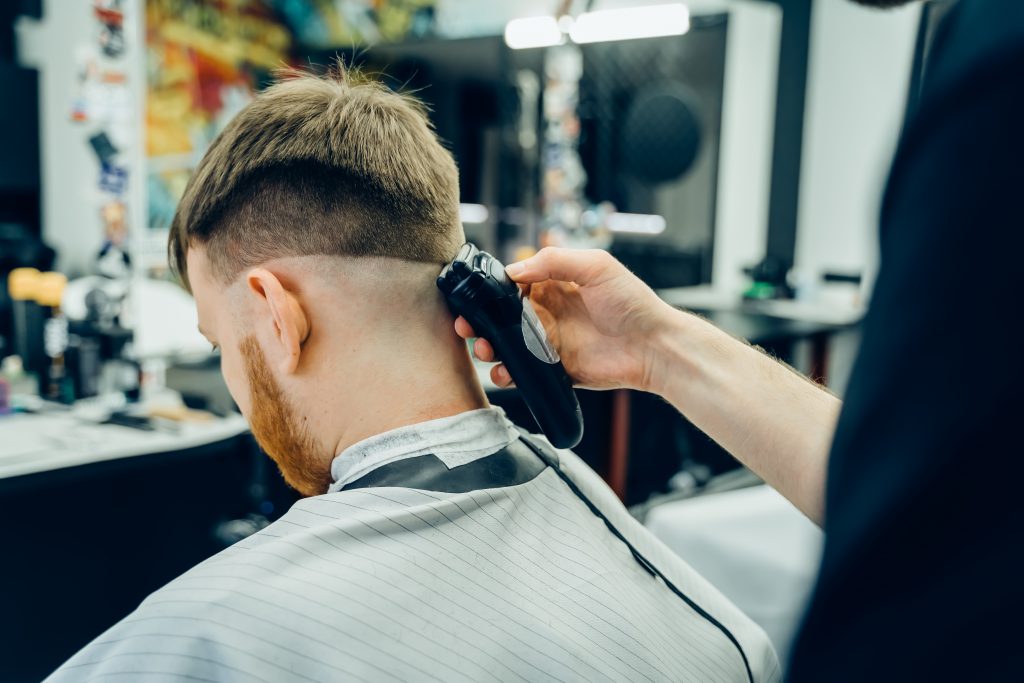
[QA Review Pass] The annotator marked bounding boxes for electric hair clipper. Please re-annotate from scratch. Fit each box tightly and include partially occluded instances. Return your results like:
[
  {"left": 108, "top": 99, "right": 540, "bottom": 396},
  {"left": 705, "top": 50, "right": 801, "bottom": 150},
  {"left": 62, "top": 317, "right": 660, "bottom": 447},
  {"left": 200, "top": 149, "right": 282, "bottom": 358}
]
[{"left": 438, "top": 243, "right": 584, "bottom": 449}]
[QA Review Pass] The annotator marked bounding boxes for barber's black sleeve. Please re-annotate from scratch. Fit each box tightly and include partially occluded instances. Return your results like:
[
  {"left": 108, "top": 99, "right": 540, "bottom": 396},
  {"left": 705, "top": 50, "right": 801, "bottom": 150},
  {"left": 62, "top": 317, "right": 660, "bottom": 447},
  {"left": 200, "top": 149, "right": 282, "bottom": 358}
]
[{"left": 786, "top": 12, "right": 1024, "bottom": 683}]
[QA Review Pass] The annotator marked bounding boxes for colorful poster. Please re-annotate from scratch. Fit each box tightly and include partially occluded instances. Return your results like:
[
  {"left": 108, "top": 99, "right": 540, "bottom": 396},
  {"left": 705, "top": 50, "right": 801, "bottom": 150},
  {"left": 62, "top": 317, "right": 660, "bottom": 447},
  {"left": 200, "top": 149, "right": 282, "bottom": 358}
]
[{"left": 145, "top": 0, "right": 292, "bottom": 231}]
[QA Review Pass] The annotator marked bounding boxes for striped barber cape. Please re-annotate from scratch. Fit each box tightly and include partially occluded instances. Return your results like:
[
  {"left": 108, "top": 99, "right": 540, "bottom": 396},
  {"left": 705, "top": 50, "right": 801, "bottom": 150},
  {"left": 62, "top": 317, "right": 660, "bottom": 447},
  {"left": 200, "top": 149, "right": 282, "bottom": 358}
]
[{"left": 47, "top": 408, "right": 781, "bottom": 682}]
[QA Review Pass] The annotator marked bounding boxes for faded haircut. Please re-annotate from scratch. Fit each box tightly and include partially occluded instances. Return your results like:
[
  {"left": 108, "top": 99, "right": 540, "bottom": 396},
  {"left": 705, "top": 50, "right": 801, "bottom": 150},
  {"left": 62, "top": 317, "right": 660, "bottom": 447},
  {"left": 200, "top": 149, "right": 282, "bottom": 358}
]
[{"left": 168, "top": 64, "right": 463, "bottom": 290}]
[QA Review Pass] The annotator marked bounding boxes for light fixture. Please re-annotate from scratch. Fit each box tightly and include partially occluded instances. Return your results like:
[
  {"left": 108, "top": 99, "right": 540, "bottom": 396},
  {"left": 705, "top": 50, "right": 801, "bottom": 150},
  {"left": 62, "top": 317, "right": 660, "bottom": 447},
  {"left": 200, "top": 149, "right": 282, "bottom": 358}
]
[
  {"left": 504, "top": 16, "right": 564, "bottom": 50},
  {"left": 606, "top": 212, "right": 667, "bottom": 235},
  {"left": 505, "top": 4, "right": 690, "bottom": 50},
  {"left": 570, "top": 3, "right": 690, "bottom": 44},
  {"left": 459, "top": 203, "right": 490, "bottom": 224}
]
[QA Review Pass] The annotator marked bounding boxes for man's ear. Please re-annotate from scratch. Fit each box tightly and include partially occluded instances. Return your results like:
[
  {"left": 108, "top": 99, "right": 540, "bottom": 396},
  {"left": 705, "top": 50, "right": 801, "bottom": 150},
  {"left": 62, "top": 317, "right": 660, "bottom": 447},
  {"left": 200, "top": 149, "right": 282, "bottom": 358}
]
[{"left": 245, "top": 268, "right": 310, "bottom": 375}]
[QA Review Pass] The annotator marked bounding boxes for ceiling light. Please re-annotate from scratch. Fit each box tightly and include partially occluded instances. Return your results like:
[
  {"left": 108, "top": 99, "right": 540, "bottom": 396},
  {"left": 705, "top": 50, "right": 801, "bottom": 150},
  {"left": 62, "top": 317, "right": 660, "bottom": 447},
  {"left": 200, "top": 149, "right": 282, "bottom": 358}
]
[
  {"left": 504, "top": 16, "right": 564, "bottom": 50},
  {"left": 570, "top": 3, "right": 690, "bottom": 45}
]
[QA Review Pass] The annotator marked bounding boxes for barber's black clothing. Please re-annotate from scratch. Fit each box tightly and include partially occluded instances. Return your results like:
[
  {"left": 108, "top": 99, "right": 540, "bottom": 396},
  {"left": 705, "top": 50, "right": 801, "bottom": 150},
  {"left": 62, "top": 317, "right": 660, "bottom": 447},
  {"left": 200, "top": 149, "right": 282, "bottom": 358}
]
[{"left": 788, "top": 1, "right": 1024, "bottom": 681}]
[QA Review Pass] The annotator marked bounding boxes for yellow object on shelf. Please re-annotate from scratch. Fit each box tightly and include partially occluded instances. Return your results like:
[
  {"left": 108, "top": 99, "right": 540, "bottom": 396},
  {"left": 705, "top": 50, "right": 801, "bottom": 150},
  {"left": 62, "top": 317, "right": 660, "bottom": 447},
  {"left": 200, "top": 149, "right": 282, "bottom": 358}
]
[
  {"left": 148, "top": 405, "right": 215, "bottom": 423},
  {"left": 8, "top": 268, "right": 41, "bottom": 301},
  {"left": 512, "top": 246, "right": 538, "bottom": 263},
  {"left": 34, "top": 272, "right": 68, "bottom": 308}
]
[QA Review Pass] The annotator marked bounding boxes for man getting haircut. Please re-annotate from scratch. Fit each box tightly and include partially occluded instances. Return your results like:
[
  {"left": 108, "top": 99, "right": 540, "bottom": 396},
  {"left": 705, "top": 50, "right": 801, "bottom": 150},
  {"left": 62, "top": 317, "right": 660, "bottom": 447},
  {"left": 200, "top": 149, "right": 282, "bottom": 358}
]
[{"left": 47, "top": 67, "right": 779, "bottom": 682}]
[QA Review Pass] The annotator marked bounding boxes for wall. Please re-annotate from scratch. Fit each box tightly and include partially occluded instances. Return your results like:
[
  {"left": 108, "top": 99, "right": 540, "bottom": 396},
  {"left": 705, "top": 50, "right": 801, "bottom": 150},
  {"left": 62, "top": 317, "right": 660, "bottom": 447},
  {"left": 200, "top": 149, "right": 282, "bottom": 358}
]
[
  {"left": 711, "top": 0, "right": 782, "bottom": 294},
  {"left": 795, "top": 0, "right": 920, "bottom": 295},
  {"left": 16, "top": 0, "right": 145, "bottom": 278}
]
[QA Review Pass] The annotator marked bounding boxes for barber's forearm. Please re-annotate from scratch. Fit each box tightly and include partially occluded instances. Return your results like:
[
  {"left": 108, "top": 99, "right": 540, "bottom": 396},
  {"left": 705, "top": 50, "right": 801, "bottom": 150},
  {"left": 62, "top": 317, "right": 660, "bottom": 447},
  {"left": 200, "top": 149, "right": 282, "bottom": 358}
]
[{"left": 646, "top": 310, "right": 841, "bottom": 525}]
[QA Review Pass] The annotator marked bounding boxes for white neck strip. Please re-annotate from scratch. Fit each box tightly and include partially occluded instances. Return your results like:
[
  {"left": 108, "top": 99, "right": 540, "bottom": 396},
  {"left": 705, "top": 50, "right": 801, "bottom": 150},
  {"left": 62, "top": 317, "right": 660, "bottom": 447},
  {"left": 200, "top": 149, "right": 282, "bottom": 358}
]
[{"left": 327, "top": 406, "right": 520, "bottom": 493}]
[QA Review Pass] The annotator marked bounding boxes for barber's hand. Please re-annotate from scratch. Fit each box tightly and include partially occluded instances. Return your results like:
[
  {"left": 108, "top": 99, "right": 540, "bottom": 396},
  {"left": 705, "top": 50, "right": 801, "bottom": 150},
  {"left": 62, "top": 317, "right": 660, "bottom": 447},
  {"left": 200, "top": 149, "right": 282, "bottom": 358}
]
[{"left": 455, "top": 247, "right": 677, "bottom": 392}]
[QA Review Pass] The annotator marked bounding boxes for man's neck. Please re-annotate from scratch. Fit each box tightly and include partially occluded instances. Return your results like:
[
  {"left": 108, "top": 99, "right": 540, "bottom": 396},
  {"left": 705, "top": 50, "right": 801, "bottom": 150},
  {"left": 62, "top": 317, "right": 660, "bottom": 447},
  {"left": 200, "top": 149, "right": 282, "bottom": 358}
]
[{"left": 300, "top": 325, "right": 489, "bottom": 462}]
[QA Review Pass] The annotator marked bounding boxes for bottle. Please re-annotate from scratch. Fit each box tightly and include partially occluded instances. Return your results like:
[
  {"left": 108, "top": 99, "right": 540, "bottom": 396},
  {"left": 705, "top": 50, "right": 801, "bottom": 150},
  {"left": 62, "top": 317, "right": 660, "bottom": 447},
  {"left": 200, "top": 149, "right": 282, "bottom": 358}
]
[
  {"left": 35, "top": 272, "right": 73, "bottom": 403},
  {"left": 7, "top": 267, "right": 44, "bottom": 391},
  {"left": 0, "top": 355, "right": 37, "bottom": 404}
]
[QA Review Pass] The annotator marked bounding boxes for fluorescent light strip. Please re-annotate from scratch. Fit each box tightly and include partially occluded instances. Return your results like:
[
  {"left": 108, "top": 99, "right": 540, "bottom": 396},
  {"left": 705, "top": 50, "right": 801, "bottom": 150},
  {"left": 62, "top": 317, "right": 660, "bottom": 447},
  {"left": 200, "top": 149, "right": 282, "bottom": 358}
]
[
  {"left": 607, "top": 212, "right": 667, "bottom": 235},
  {"left": 504, "top": 16, "right": 564, "bottom": 49},
  {"left": 459, "top": 203, "right": 490, "bottom": 224},
  {"left": 570, "top": 3, "right": 690, "bottom": 44}
]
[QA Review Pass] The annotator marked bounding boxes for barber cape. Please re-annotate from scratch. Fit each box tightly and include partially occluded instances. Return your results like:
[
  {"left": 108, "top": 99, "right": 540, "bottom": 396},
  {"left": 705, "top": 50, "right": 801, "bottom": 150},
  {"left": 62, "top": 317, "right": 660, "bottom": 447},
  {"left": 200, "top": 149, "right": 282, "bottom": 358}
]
[{"left": 48, "top": 408, "right": 780, "bottom": 682}]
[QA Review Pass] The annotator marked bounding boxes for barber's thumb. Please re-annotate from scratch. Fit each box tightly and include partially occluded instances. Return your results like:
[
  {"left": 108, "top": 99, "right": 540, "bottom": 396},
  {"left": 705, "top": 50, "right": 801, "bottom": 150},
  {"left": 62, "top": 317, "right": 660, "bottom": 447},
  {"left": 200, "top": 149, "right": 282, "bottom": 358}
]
[
  {"left": 506, "top": 247, "right": 603, "bottom": 286},
  {"left": 505, "top": 260, "right": 529, "bottom": 280},
  {"left": 505, "top": 249, "right": 556, "bottom": 283}
]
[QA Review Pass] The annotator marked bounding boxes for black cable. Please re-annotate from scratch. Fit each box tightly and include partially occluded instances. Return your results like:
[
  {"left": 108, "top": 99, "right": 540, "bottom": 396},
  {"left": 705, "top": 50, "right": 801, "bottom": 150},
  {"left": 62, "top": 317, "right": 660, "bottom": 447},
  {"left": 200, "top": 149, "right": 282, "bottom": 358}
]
[{"left": 518, "top": 434, "right": 757, "bottom": 683}]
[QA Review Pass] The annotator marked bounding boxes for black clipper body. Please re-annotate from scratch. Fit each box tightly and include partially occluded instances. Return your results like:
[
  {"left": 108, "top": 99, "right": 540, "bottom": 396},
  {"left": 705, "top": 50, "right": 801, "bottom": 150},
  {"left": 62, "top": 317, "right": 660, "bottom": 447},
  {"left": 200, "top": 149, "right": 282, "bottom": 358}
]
[{"left": 438, "top": 243, "right": 584, "bottom": 449}]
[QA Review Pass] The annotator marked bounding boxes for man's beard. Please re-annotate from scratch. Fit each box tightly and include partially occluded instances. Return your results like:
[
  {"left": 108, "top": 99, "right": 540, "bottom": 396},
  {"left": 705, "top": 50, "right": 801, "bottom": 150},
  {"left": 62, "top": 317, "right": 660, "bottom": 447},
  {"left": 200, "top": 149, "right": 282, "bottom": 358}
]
[{"left": 241, "top": 335, "right": 332, "bottom": 497}]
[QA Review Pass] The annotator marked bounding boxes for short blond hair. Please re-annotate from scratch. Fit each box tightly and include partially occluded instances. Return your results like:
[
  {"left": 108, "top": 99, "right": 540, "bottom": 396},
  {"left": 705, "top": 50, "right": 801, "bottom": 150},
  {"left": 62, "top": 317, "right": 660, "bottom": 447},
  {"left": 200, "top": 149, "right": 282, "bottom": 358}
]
[{"left": 168, "top": 66, "right": 463, "bottom": 290}]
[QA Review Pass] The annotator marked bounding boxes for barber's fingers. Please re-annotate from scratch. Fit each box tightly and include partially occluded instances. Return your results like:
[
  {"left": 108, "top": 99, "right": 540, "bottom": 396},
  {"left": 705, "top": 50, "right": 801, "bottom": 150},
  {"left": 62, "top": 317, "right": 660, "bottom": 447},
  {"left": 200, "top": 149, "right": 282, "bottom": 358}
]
[
  {"left": 490, "top": 364, "right": 514, "bottom": 388},
  {"left": 473, "top": 338, "right": 496, "bottom": 363},
  {"left": 505, "top": 247, "right": 615, "bottom": 287},
  {"left": 454, "top": 316, "right": 500, "bottom": 363},
  {"left": 454, "top": 316, "right": 475, "bottom": 339}
]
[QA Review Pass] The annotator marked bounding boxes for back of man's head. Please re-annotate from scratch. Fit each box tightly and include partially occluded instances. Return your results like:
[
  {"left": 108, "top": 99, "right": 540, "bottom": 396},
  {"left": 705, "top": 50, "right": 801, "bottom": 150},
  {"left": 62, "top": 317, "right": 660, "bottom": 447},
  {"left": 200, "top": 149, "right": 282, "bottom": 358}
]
[
  {"left": 172, "top": 68, "right": 485, "bottom": 497},
  {"left": 169, "top": 65, "right": 464, "bottom": 290}
]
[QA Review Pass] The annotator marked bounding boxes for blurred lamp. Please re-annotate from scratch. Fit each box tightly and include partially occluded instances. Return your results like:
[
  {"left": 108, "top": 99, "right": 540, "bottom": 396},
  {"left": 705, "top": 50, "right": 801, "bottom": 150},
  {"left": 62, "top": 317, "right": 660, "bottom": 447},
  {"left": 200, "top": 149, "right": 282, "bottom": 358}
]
[
  {"left": 607, "top": 213, "right": 667, "bottom": 235},
  {"left": 459, "top": 203, "right": 490, "bottom": 224},
  {"left": 506, "top": 4, "right": 690, "bottom": 50},
  {"left": 571, "top": 4, "right": 690, "bottom": 44},
  {"left": 504, "top": 16, "right": 564, "bottom": 49}
]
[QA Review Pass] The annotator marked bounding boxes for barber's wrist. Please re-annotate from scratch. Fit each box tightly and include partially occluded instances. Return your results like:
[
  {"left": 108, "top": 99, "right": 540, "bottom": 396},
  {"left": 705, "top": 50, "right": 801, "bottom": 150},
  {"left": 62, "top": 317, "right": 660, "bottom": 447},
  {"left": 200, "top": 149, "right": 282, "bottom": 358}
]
[{"left": 640, "top": 305, "right": 702, "bottom": 397}]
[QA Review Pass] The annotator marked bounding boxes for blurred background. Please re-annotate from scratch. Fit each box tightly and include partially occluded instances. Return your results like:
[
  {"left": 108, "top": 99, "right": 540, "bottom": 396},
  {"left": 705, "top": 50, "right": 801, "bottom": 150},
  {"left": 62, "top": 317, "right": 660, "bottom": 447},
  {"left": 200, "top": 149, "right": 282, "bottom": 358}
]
[{"left": 1, "top": 0, "right": 938, "bottom": 679}]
